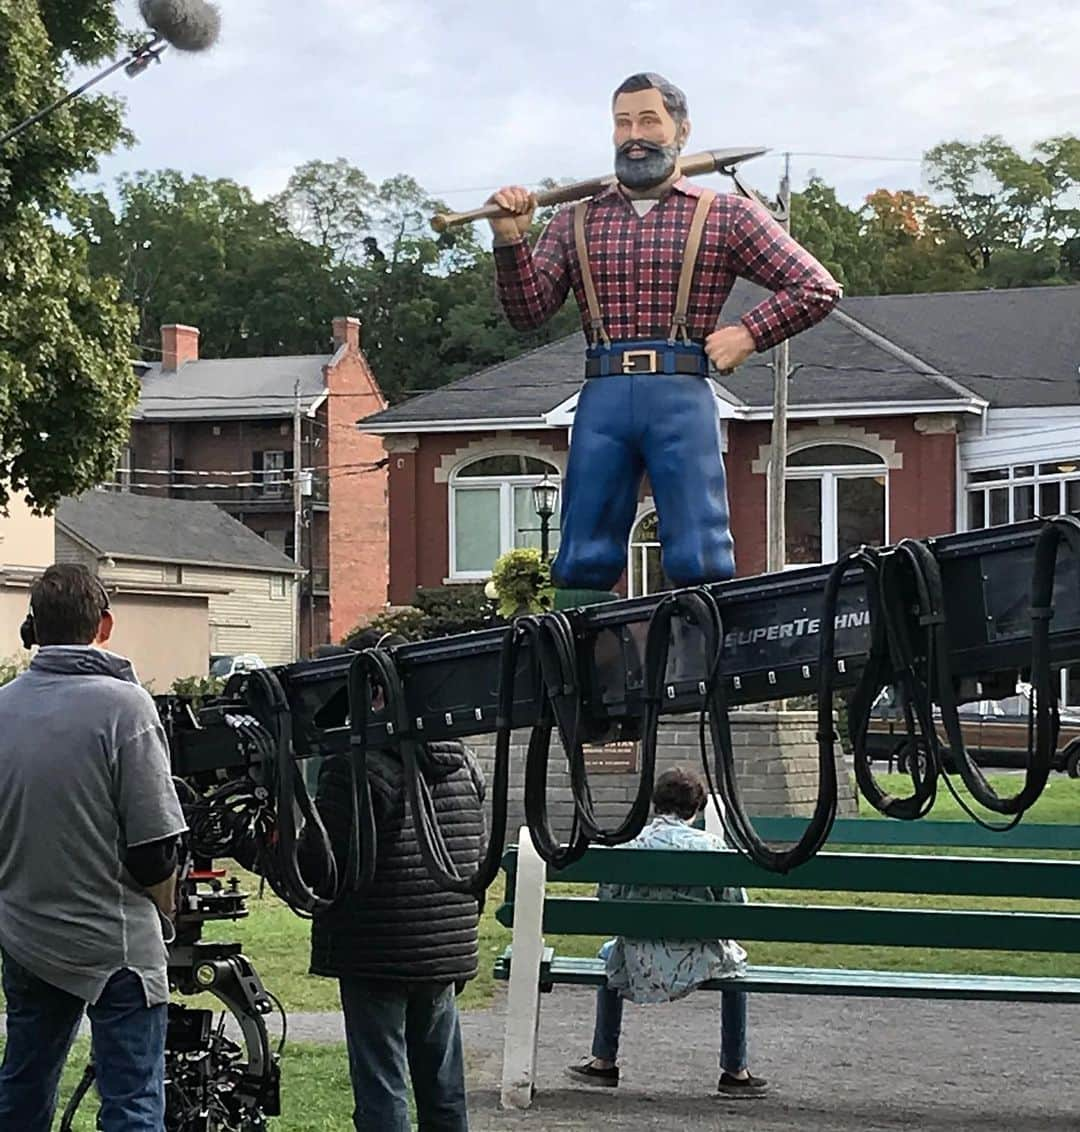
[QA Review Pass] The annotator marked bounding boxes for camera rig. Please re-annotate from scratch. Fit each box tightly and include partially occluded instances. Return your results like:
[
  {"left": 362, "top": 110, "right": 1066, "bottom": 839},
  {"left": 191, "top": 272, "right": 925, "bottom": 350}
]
[{"left": 67, "top": 515, "right": 1078, "bottom": 1127}]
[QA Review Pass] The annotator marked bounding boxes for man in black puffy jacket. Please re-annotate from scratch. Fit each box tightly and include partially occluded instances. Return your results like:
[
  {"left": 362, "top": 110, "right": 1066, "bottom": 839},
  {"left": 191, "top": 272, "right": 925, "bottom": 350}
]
[{"left": 309, "top": 632, "right": 484, "bottom": 1132}]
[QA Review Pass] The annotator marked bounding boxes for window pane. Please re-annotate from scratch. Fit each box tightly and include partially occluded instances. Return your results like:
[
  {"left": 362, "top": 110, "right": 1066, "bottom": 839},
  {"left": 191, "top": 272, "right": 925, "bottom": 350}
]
[
  {"left": 788, "top": 445, "right": 885, "bottom": 468},
  {"left": 632, "top": 511, "right": 660, "bottom": 543},
  {"left": 837, "top": 476, "right": 885, "bottom": 552},
  {"left": 989, "top": 487, "right": 1009, "bottom": 527},
  {"left": 1039, "top": 481, "right": 1062, "bottom": 517},
  {"left": 1040, "top": 460, "right": 1080, "bottom": 475},
  {"left": 969, "top": 468, "right": 1009, "bottom": 483},
  {"left": 1068, "top": 479, "right": 1080, "bottom": 515},
  {"left": 1014, "top": 484, "right": 1035, "bottom": 522},
  {"left": 785, "top": 479, "right": 822, "bottom": 564},
  {"left": 967, "top": 491, "right": 986, "bottom": 530},
  {"left": 513, "top": 485, "right": 560, "bottom": 553},
  {"left": 458, "top": 454, "right": 557, "bottom": 478},
  {"left": 454, "top": 488, "right": 501, "bottom": 572},
  {"left": 1014, "top": 465, "right": 1035, "bottom": 478}
]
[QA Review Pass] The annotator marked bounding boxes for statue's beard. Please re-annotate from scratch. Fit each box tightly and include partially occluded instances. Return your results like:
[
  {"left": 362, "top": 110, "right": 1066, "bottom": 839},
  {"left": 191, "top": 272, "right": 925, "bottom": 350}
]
[{"left": 614, "top": 138, "right": 680, "bottom": 190}]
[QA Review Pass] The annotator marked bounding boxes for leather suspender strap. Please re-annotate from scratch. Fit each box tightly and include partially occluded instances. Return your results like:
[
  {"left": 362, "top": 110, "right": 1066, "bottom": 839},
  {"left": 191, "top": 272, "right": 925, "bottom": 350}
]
[
  {"left": 573, "top": 201, "right": 611, "bottom": 348},
  {"left": 668, "top": 188, "right": 716, "bottom": 344}
]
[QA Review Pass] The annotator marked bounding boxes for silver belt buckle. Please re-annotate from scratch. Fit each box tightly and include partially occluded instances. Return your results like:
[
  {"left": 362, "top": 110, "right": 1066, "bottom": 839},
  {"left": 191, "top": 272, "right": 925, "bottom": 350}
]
[{"left": 621, "top": 349, "right": 658, "bottom": 374}]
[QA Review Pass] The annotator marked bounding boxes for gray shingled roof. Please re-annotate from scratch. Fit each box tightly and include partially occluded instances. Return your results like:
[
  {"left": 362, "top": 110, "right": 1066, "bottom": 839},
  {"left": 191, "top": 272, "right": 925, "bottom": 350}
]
[
  {"left": 57, "top": 492, "right": 302, "bottom": 573},
  {"left": 359, "top": 280, "right": 979, "bottom": 430},
  {"left": 136, "top": 356, "right": 330, "bottom": 420},
  {"left": 841, "top": 285, "right": 1080, "bottom": 408}
]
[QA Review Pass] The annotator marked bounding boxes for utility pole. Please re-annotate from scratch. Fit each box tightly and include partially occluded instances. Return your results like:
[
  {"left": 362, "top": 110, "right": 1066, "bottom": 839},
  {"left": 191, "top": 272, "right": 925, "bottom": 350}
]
[
  {"left": 767, "top": 153, "right": 792, "bottom": 574},
  {"left": 292, "top": 381, "right": 304, "bottom": 657}
]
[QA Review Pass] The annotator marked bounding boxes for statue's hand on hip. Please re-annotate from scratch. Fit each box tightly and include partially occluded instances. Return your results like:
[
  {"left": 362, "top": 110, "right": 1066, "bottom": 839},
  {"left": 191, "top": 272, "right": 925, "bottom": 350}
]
[{"left": 705, "top": 325, "right": 756, "bottom": 374}]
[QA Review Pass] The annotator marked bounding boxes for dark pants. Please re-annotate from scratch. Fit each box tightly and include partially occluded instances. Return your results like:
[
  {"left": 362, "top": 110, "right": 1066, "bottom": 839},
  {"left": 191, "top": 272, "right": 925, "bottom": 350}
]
[
  {"left": 339, "top": 978, "right": 468, "bottom": 1132},
  {"left": 0, "top": 949, "right": 166, "bottom": 1131},
  {"left": 552, "top": 365, "right": 735, "bottom": 591}
]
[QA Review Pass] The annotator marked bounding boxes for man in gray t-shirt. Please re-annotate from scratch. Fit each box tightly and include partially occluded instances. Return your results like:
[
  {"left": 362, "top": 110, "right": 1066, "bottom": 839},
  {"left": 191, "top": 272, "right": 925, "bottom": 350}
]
[{"left": 0, "top": 564, "right": 187, "bottom": 1132}]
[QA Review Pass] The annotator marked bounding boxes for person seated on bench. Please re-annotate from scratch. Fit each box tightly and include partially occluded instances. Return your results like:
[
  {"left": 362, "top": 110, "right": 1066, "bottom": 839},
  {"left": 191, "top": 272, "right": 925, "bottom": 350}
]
[{"left": 566, "top": 766, "right": 768, "bottom": 1098}]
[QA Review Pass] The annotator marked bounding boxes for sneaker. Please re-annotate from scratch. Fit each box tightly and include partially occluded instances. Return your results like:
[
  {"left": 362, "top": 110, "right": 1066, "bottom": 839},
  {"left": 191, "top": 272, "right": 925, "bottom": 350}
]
[
  {"left": 718, "top": 1072, "right": 768, "bottom": 1098},
  {"left": 566, "top": 1059, "right": 620, "bottom": 1088}
]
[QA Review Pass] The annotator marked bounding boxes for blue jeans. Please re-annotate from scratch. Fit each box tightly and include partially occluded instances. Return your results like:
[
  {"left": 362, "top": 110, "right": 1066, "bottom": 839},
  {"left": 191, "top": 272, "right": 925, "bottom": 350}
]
[
  {"left": 552, "top": 363, "right": 735, "bottom": 590},
  {"left": 0, "top": 949, "right": 166, "bottom": 1131},
  {"left": 591, "top": 942, "right": 749, "bottom": 1073},
  {"left": 339, "top": 978, "right": 469, "bottom": 1132}
]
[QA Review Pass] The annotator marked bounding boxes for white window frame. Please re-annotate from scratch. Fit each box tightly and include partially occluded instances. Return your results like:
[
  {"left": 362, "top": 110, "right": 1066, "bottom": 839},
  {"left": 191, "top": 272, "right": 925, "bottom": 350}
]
[
  {"left": 261, "top": 450, "right": 287, "bottom": 498},
  {"left": 448, "top": 454, "right": 561, "bottom": 580},
  {"left": 627, "top": 508, "right": 665, "bottom": 598},
  {"left": 783, "top": 445, "right": 890, "bottom": 567},
  {"left": 964, "top": 458, "right": 1080, "bottom": 532}
]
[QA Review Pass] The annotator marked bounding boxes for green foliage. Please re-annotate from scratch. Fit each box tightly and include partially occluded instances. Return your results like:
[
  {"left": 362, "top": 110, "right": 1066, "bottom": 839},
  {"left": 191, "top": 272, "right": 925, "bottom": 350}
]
[
  {"left": 79, "top": 171, "right": 345, "bottom": 360},
  {"left": 170, "top": 673, "right": 225, "bottom": 704},
  {"left": 343, "top": 584, "right": 501, "bottom": 645},
  {"left": 489, "top": 548, "right": 554, "bottom": 618},
  {"left": 0, "top": 2, "right": 140, "bottom": 511},
  {"left": 0, "top": 655, "right": 28, "bottom": 686}
]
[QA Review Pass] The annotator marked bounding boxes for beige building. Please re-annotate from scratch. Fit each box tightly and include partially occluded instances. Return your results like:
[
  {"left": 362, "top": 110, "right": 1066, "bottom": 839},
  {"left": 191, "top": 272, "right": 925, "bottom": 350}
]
[
  {"left": 56, "top": 491, "right": 302, "bottom": 688},
  {"left": 0, "top": 495, "right": 55, "bottom": 664}
]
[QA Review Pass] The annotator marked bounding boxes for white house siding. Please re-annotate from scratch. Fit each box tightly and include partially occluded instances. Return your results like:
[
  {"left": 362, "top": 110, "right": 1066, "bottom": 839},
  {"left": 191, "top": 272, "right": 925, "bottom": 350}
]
[
  {"left": 178, "top": 565, "right": 295, "bottom": 664},
  {"left": 959, "top": 407, "right": 1080, "bottom": 475}
]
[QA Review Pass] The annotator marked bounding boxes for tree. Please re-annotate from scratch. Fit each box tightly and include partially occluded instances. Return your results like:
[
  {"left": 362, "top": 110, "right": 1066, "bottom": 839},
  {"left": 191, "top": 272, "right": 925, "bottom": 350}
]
[
  {"left": 924, "top": 135, "right": 1080, "bottom": 272},
  {"left": 275, "top": 158, "right": 374, "bottom": 264},
  {"left": 81, "top": 171, "right": 348, "bottom": 358},
  {"left": 0, "top": 2, "right": 140, "bottom": 511},
  {"left": 790, "top": 178, "right": 883, "bottom": 294}
]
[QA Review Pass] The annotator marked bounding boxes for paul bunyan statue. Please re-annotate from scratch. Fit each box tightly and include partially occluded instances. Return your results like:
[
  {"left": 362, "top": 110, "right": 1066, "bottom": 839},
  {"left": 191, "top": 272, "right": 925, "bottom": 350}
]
[{"left": 489, "top": 72, "right": 841, "bottom": 594}]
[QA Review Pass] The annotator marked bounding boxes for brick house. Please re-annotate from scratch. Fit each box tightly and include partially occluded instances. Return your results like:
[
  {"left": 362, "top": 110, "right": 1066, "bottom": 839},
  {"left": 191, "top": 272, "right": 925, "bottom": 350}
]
[
  {"left": 360, "top": 282, "right": 1080, "bottom": 698},
  {"left": 127, "top": 316, "right": 388, "bottom": 652}
]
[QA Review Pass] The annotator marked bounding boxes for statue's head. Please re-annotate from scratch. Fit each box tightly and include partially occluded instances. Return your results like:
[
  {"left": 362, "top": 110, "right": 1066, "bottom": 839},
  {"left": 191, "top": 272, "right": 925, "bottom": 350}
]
[{"left": 611, "top": 73, "right": 690, "bottom": 191}]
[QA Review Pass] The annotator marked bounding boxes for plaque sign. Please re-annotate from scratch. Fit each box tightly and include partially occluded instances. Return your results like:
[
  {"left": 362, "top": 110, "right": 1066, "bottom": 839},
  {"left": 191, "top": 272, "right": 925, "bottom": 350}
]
[{"left": 580, "top": 740, "right": 640, "bottom": 774}]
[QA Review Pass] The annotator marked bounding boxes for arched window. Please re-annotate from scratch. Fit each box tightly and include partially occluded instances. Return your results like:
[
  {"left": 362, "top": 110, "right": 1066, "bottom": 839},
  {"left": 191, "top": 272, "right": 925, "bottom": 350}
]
[
  {"left": 785, "top": 444, "right": 888, "bottom": 566},
  {"left": 449, "top": 454, "right": 561, "bottom": 578},
  {"left": 628, "top": 509, "right": 672, "bottom": 597}
]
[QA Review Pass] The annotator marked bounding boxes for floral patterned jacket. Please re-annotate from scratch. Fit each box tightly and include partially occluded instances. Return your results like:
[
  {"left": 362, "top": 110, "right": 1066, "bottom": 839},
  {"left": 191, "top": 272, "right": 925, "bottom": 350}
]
[{"left": 600, "top": 814, "right": 748, "bottom": 1004}]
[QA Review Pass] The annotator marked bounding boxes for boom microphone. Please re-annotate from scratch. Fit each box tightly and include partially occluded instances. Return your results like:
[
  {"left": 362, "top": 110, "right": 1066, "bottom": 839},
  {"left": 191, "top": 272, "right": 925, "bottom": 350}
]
[
  {"left": 139, "top": 0, "right": 222, "bottom": 53},
  {"left": 0, "top": 0, "right": 222, "bottom": 148}
]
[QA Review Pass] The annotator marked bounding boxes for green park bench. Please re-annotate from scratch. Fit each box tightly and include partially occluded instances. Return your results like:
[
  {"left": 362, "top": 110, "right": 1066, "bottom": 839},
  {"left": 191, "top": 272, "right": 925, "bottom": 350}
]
[{"left": 492, "top": 816, "right": 1080, "bottom": 1109}]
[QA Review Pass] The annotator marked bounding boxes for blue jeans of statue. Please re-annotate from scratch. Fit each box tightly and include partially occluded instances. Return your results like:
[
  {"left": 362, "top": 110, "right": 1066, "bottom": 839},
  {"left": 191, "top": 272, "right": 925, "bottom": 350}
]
[
  {"left": 590, "top": 941, "right": 749, "bottom": 1073},
  {"left": 551, "top": 364, "right": 735, "bottom": 591},
  {"left": 339, "top": 978, "right": 469, "bottom": 1132},
  {"left": 0, "top": 948, "right": 166, "bottom": 1132}
]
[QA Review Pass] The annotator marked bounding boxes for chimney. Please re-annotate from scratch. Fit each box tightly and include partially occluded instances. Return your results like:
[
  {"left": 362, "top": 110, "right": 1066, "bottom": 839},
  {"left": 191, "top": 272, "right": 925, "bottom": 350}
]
[
  {"left": 161, "top": 324, "right": 200, "bottom": 372},
  {"left": 332, "top": 316, "right": 361, "bottom": 354}
]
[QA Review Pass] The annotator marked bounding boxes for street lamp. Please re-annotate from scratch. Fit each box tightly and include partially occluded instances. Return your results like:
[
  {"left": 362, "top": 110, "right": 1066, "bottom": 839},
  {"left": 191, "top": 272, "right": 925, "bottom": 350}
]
[{"left": 531, "top": 475, "right": 558, "bottom": 562}]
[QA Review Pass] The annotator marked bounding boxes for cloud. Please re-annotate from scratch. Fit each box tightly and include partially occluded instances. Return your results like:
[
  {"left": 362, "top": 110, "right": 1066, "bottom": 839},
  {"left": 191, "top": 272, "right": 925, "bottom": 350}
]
[{"left": 89, "top": 0, "right": 1080, "bottom": 207}]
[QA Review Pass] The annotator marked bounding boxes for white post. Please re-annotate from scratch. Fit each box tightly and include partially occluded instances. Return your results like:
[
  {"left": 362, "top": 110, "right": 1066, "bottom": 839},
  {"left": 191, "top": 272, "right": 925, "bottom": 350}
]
[{"left": 500, "top": 825, "right": 547, "bottom": 1110}]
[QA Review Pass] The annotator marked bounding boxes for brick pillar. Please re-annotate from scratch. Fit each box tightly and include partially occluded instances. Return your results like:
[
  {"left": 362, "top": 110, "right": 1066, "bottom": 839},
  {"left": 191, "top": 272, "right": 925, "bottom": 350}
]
[{"left": 332, "top": 316, "right": 361, "bottom": 353}]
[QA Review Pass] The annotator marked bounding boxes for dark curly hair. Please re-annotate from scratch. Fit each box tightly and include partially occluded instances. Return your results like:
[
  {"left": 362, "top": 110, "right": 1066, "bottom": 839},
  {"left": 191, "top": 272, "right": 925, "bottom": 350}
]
[{"left": 652, "top": 766, "right": 706, "bottom": 820}]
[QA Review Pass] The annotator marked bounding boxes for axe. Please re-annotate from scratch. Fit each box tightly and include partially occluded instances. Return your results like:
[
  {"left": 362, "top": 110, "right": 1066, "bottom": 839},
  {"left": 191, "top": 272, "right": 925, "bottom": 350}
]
[{"left": 429, "top": 147, "right": 782, "bottom": 232}]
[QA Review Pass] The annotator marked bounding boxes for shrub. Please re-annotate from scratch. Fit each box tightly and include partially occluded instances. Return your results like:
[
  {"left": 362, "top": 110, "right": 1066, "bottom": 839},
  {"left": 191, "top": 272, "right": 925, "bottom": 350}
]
[
  {"left": 489, "top": 548, "right": 554, "bottom": 618},
  {"left": 342, "top": 585, "right": 503, "bottom": 645},
  {"left": 171, "top": 674, "right": 226, "bottom": 705},
  {"left": 0, "top": 656, "right": 27, "bottom": 687}
]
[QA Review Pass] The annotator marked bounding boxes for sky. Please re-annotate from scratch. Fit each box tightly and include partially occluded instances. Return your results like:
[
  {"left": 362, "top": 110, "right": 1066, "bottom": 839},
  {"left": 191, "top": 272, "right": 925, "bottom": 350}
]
[{"left": 86, "top": 0, "right": 1080, "bottom": 211}]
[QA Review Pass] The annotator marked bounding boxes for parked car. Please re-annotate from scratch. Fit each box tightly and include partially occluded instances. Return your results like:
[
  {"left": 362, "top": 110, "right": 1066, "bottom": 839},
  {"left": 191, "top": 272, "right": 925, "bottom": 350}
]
[
  {"left": 865, "top": 687, "right": 1080, "bottom": 777},
  {"left": 209, "top": 653, "right": 267, "bottom": 679}
]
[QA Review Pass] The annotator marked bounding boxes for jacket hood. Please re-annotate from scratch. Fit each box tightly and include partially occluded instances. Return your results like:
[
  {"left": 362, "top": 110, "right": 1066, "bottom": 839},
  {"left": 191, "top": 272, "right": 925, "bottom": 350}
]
[
  {"left": 30, "top": 646, "right": 141, "bottom": 686},
  {"left": 416, "top": 740, "right": 471, "bottom": 783}
]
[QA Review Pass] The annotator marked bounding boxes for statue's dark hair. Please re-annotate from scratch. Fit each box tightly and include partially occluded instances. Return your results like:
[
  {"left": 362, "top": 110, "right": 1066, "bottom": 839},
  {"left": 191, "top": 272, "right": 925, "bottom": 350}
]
[{"left": 612, "top": 73, "right": 689, "bottom": 126}]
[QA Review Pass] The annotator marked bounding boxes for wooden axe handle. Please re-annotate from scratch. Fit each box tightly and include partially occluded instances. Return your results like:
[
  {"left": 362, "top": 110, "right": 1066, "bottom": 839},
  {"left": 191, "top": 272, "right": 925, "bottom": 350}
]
[{"left": 429, "top": 147, "right": 768, "bottom": 232}]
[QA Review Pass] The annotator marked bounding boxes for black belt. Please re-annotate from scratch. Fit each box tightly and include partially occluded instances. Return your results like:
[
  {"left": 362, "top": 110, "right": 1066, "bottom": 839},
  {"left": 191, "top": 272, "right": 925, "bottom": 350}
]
[{"left": 584, "top": 344, "right": 709, "bottom": 378}]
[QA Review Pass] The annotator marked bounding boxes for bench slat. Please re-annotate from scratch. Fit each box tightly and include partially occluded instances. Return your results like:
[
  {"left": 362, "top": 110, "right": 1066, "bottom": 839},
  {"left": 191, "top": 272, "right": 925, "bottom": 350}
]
[
  {"left": 501, "top": 848, "right": 1080, "bottom": 898},
  {"left": 493, "top": 951, "right": 1080, "bottom": 1004},
  {"left": 758, "top": 818, "right": 1080, "bottom": 851},
  {"left": 526, "top": 897, "right": 1080, "bottom": 952}
]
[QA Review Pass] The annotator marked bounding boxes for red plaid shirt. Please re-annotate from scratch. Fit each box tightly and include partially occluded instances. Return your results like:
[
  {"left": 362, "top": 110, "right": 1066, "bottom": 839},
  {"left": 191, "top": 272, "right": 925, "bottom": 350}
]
[{"left": 494, "top": 179, "right": 841, "bottom": 351}]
